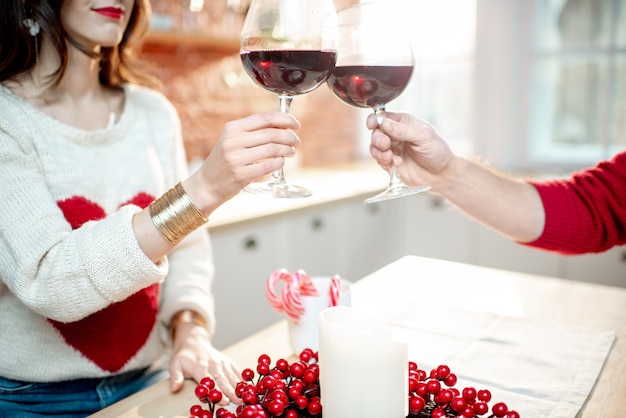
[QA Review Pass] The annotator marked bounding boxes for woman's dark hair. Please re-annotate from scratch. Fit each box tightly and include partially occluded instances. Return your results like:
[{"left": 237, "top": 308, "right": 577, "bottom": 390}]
[{"left": 0, "top": 0, "right": 156, "bottom": 88}]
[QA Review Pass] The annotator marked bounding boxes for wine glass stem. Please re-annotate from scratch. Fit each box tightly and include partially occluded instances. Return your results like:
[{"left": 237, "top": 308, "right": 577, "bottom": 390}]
[
  {"left": 279, "top": 94, "right": 293, "bottom": 113},
  {"left": 270, "top": 94, "right": 294, "bottom": 186},
  {"left": 374, "top": 105, "right": 404, "bottom": 189}
]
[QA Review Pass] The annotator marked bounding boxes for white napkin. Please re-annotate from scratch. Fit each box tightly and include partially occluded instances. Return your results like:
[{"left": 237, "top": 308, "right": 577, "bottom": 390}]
[{"left": 377, "top": 305, "right": 615, "bottom": 418}]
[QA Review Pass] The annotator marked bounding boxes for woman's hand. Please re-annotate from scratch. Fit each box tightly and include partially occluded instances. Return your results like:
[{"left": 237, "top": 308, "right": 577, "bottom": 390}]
[
  {"left": 186, "top": 111, "right": 302, "bottom": 215},
  {"left": 168, "top": 323, "right": 241, "bottom": 405}
]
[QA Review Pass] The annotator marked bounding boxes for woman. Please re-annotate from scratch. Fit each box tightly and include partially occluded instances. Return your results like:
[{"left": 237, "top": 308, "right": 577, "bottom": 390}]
[{"left": 0, "top": 0, "right": 300, "bottom": 416}]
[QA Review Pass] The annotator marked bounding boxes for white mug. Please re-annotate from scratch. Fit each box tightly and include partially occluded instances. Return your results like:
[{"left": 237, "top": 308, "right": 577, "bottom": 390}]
[{"left": 287, "top": 276, "right": 351, "bottom": 355}]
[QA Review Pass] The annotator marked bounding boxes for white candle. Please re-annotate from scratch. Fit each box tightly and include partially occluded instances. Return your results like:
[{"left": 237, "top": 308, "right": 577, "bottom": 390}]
[
  {"left": 288, "top": 277, "right": 352, "bottom": 354},
  {"left": 318, "top": 306, "right": 408, "bottom": 418}
]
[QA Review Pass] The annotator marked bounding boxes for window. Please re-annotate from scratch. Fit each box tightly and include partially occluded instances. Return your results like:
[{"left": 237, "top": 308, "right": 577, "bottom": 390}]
[
  {"left": 529, "top": 0, "right": 626, "bottom": 168},
  {"left": 358, "top": 0, "right": 625, "bottom": 172}
]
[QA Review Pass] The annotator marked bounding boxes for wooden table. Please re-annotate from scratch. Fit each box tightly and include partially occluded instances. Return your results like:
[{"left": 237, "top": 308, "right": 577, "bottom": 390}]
[{"left": 91, "top": 256, "right": 626, "bottom": 417}]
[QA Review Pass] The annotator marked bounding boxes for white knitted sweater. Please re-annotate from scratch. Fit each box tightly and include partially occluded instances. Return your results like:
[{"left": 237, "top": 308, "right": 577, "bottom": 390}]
[{"left": 0, "top": 83, "right": 215, "bottom": 382}]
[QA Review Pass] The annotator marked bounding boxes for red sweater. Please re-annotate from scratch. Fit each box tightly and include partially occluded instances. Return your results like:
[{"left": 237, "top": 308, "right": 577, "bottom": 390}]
[{"left": 526, "top": 151, "right": 626, "bottom": 255}]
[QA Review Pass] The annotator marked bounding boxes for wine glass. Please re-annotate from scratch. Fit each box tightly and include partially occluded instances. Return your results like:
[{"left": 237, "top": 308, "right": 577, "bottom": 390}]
[
  {"left": 240, "top": 0, "right": 338, "bottom": 198},
  {"left": 327, "top": 2, "right": 431, "bottom": 204}
]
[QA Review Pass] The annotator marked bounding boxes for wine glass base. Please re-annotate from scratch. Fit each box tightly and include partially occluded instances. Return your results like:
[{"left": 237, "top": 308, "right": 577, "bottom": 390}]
[
  {"left": 244, "top": 180, "right": 312, "bottom": 198},
  {"left": 364, "top": 184, "right": 431, "bottom": 204}
]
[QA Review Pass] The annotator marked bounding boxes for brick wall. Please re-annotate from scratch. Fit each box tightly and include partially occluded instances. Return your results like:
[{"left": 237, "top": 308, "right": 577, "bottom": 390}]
[{"left": 142, "top": 0, "right": 361, "bottom": 167}]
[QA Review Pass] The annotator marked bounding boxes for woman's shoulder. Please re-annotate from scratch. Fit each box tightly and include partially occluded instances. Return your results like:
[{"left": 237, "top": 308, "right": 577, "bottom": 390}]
[
  {"left": 124, "top": 84, "right": 177, "bottom": 114},
  {"left": 0, "top": 84, "right": 39, "bottom": 146}
]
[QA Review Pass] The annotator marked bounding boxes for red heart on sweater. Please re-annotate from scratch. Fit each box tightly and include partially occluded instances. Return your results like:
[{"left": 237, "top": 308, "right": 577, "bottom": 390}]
[{"left": 51, "top": 193, "right": 159, "bottom": 373}]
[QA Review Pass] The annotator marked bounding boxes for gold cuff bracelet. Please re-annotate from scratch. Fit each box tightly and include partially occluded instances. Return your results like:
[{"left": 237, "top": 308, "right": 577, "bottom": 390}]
[{"left": 149, "top": 182, "right": 208, "bottom": 245}]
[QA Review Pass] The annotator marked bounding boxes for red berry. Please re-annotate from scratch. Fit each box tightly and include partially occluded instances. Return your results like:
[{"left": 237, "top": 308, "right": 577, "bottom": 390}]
[
  {"left": 258, "top": 354, "right": 271, "bottom": 365},
  {"left": 284, "top": 409, "right": 299, "bottom": 418},
  {"left": 261, "top": 376, "right": 277, "bottom": 390},
  {"left": 408, "top": 376, "right": 419, "bottom": 393},
  {"left": 431, "top": 407, "right": 446, "bottom": 418},
  {"left": 462, "top": 386, "right": 477, "bottom": 402},
  {"left": 242, "top": 368, "right": 255, "bottom": 382},
  {"left": 408, "top": 361, "right": 418, "bottom": 371},
  {"left": 241, "top": 390, "right": 258, "bottom": 405},
  {"left": 451, "top": 397, "right": 467, "bottom": 412},
  {"left": 290, "top": 379, "right": 305, "bottom": 391},
  {"left": 299, "top": 349, "right": 313, "bottom": 363},
  {"left": 294, "top": 394, "right": 309, "bottom": 409},
  {"left": 240, "top": 405, "right": 259, "bottom": 417},
  {"left": 505, "top": 411, "right": 520, "bottom": 418},
  {"left": 257, "top": 362, "right": 270, "bottom": 376},
  {"left": 436, "top": 365, "right": 451, "bottom": 379},
  {"left": 290, "top": 362, "right": 305, "bottom": 378},
  {"left": 473, "top": 401, "right": 489, "bottom": 415},
  {"left": 190, "top": 404, "right": 204, "bottom": 416},
  {"left": 477, "top": 389, "right": 492, "bottom": 402},
  {"left": 266, "top": 399, "right": 286, "bottom": 416},
  {"left": 207, "top": 388, "right": 223, "bottom": 404},
  {"left": 436, "top": 389, "right": 453, "bottom": 405},
  {"left": 307, "top": 397, "right": 322, "bottom": 415},
  {"left": 275, "top": 358, "right": 289, "bottom": 372},
  {"left": 308, "top": 363, "right": 320, "bottom": 375},
  {"left": 461, "top": 405, "right": 475, "bottom": 417},
  {"left": 200, "top": 377, "right": 216, "bottom": 390},
  {"left": 492, "top": 402, "right": 508, "bottom": 417},
  {"left": 195, "top": 385, "right": 209, "bottom": 401},
  {"left": 408, "top": 395, "right": 425, "bottom": 414},
  {"left": 427, "top": 378, "right": 441, "bottom": 394},
  {"left": 416, "top": 382, "right": 428, "bottom": 397},
  {"left": 444, "top": 373, "right": 457, "bottom": 386},
  {"left": 269, "top": 389, "right": 288, "bottom": 401},
  {"left": 303, "top": 369, "right": 317, "bottom": 384}
]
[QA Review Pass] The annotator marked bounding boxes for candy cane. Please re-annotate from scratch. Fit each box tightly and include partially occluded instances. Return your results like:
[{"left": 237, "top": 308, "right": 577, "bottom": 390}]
[
  {"left": 266, "top": 269, "right": 306, "bottom": 322},
  {"left": 294, "top": 269, "right": 319, "bottom": 297},
  {"left": 281, "top": 274, "right": 305, "bottom": 322},
  {"left": 266, "top": 269, "right": 290, "bottom": 313},
  {"left": 329, "top": 274, "right": 341, "bottom": 307}
]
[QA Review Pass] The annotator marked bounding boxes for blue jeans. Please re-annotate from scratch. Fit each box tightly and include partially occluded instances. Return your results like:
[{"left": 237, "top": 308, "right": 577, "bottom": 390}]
[{"left": 0, "top": 368, "right": 169, "bottom": 417}]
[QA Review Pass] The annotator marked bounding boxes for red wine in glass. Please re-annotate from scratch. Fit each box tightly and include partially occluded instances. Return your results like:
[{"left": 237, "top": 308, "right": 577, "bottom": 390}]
[
  {"left": 240, "top": 0, "right": 338, "bottom": 198},
  {"left": 328, "top": 64, "right": 429, "bottom": 203},
  {"left": 241, "top": 50, "right": 337, "bottom": 96},
  {"left": 327, "top": 65, "right": 413, "bottom": 108},
  {"left": 330, "top": 2, "right": 430, "bottom": 203}
]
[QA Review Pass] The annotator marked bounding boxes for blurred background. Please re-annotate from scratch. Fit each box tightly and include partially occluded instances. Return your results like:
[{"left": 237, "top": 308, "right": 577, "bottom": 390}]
[
  {"left": 142, "top": 0, "right": 626, "bottom": 347},
  {"left": 144, "top": 0, "right": 626, "bottom": 173}
]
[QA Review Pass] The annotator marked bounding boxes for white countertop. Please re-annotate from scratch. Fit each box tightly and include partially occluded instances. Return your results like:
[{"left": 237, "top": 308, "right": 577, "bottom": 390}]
[
  {"left": 208, "top": 160, "right": 390, "bottom": 229},
  {"left": 90, "top": 255, "right": 626, "bottom": 418}
]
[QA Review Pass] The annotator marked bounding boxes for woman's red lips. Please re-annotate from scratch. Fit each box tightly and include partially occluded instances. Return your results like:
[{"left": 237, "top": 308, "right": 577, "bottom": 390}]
[{"left": 93, "top": 6, "right": 124, "bottom": 19}]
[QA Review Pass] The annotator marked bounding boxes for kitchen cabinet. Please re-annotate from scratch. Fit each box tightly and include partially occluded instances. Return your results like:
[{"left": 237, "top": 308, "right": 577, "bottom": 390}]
[
  {"left": 280, "top": 203, "right": 344, "bottom": 277},
  {"left": 562, "top": 245, "right": 626, "bottom": 288},
  {"left": 207, "top": 193, "right": 406, "bottom": 348},
  {"left": 475, "top": 227, "right": 564, "bottom": 278},
  {"left": 401, "top": 194, "right": 474, "bottom": 264},
  {"left": 335, "top": 197, "right": 404, "bottom": 281},
  {"left": 209, "top": 219, "right": 286, "bottom": 349},
  {"left": 208, "top": 184, "right": 625, "bottom": 349}
]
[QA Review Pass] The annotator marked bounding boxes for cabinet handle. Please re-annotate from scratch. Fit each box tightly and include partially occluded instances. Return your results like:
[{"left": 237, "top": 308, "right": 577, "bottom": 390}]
[
  {"left": 430, "top": 196, "right": 444, "bottom": 209},
  {"left": 243, "top": 236, "right": 258, "bottom": 251},
  {"left": 367, "top": 203, "right": 380, "bottom": 215},
  {"left": 311, "top": 217, "right": 324, "bottom": 231},
  {"left": 621, "top": 250, "right": 626, "bottom": 263}
]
